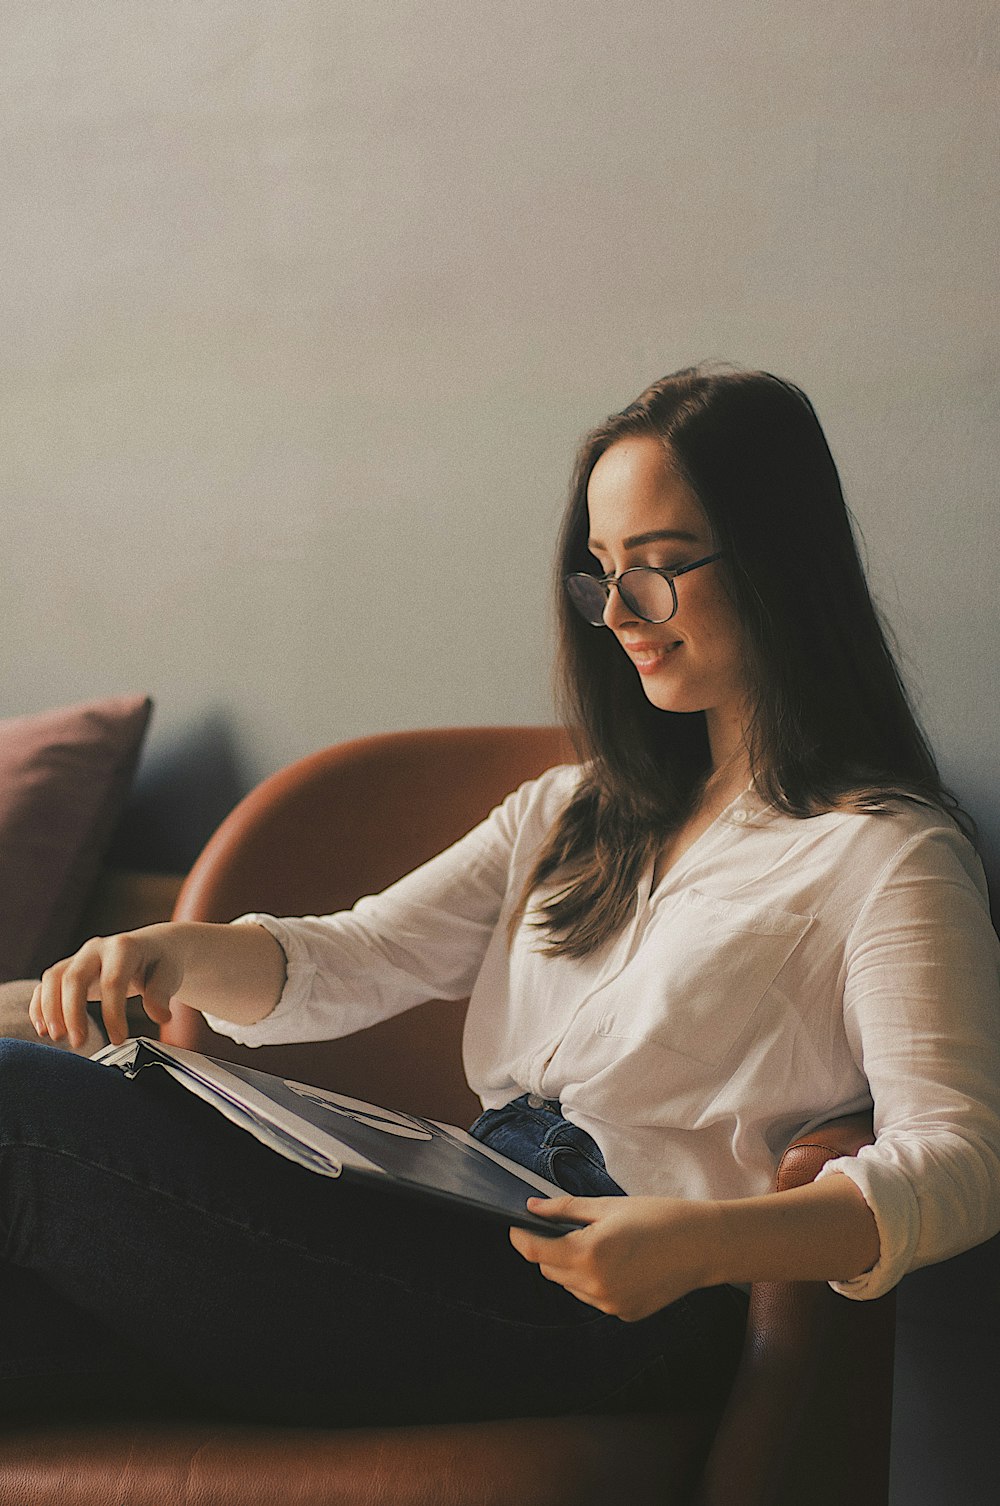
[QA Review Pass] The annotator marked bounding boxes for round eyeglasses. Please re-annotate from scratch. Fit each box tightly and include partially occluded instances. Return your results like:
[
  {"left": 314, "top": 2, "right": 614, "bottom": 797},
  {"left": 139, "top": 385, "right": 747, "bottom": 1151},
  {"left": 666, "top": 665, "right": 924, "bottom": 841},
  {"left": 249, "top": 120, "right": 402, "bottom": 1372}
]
[{"left": 564, "top": 551, "right": 726, "bottom": 626}]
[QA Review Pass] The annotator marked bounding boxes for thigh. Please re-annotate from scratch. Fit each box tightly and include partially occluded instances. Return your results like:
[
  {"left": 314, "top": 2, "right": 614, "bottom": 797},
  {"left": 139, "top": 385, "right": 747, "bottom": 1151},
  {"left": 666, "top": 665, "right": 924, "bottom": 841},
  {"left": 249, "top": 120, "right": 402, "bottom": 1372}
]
[
  {"left": 0, "top": 1042, "right": 746, "bottom": 1427},
  {"left": 0, "top": 1264, "right": 197, "bottom": 1424}
]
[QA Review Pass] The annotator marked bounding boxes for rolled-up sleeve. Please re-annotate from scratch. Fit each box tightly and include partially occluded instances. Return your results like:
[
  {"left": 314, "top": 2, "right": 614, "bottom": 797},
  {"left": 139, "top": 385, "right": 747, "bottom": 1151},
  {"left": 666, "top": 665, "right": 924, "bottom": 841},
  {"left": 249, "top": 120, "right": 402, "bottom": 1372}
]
[
  {"left": 817, "top": 824, "right": 1000, "bottom": 1299},
  {"left": 201, "top": 767, "right": 575, "bottom": 1048}
]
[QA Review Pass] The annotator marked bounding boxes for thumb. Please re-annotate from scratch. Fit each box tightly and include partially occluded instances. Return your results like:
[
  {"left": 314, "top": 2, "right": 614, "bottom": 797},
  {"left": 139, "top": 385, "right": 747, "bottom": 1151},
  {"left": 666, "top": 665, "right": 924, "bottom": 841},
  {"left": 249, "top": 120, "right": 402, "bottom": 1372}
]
[
  {"left": 526, "top": 1194, "right": 594, "bottom": 1225},
  {"left": 137, "top": 987, "right": 174, "bottom": 1025}
]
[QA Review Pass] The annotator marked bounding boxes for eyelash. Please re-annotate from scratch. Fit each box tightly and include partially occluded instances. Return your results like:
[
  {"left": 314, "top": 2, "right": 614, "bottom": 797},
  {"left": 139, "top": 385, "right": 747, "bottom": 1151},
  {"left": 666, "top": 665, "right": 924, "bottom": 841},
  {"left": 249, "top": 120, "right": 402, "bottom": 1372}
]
[{"left": 593, "top": 559, "right": 685, "bottom": 575}]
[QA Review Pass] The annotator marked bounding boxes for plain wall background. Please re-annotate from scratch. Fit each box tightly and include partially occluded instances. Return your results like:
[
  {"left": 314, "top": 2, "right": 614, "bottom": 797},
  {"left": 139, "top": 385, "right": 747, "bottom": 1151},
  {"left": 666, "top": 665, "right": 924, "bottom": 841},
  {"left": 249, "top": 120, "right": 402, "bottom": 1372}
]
[
  {"left": 2, "top": 11, "right": 998, "bottom": 1497},
  {"left": 3, "top": 0, "right": 997, "bottom": 879}
]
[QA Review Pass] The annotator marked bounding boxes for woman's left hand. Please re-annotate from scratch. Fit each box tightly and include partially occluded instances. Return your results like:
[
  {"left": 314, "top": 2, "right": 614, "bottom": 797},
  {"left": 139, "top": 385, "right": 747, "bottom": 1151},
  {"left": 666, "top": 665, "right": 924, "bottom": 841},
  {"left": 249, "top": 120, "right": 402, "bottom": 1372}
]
[{"left": 509, "top": 1194, "right": 717, "bottom": 1322}]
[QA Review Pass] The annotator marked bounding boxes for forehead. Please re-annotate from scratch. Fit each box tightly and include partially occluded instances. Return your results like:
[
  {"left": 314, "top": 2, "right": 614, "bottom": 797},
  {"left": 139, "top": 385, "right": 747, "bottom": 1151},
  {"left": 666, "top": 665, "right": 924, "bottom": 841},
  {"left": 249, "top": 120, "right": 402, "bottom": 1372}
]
[{"left": 586, "top": 435, "right": 708, "bottom": 547}]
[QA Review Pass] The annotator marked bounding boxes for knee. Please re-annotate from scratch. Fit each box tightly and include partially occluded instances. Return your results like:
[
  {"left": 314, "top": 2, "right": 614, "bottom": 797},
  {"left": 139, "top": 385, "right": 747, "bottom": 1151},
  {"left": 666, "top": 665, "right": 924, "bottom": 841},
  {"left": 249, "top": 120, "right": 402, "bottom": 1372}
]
[
  {"left": 0, "top": 1036, "right": 55, "bottom": 1073},
  {"left": 0, "top": 1038, "right": 82, "bottom": 1134},
  {"left": 0, "top": 1036, "right": 47, "bottom": 1078}
]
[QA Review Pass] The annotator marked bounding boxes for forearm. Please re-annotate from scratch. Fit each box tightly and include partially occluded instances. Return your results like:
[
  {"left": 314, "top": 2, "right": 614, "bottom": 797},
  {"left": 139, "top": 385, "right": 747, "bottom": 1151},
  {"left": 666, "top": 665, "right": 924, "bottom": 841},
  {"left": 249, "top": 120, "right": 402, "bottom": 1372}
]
[
  {"left": 515, "top": 1169, "right": 882, "bottom": 1322},
  {"left": 33, "top": 919, "right": 288, "bottom": 1049},
  {"left": 705, "top": 1171, "right": 881, "bottom": 1287},
  {"left": 157, "top": 921, "right": 287, "bottom": 1026}
]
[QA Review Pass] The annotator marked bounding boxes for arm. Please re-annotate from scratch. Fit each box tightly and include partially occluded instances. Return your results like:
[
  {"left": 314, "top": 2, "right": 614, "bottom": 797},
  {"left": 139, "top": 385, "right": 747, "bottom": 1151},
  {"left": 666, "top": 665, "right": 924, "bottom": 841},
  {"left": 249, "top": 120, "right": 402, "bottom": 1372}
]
[
  {"left": 33, "top": 767, "right": 577, "bottom": 1053},
  {"left": 514, "top": 820, "right": 1000, "bottom": 1314},
  {"left": 30, "top": 920, "right": 287, "bottom": 1049},
  {"left": 199, "top": 767, "right": 578, "bottom": 1049},
  {"left": 510, "top": 1174, "right": 879, "bottom": 1322},
  {"left": 819, "top": 823, "right": 1000, "bottom": 1296}
]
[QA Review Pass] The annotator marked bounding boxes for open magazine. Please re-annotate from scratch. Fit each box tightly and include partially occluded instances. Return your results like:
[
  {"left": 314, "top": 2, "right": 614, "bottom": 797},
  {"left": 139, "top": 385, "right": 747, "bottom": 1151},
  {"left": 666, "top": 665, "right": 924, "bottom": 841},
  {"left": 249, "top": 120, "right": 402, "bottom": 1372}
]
[{"left": 95, "top": 1038, "right": 583, "bottom": 1237}]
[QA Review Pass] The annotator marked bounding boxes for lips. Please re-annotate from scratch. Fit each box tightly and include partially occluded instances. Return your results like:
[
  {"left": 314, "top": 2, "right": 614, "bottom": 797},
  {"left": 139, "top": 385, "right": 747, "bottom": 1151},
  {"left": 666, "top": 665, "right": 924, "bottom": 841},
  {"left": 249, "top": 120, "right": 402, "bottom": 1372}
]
[{"left": 621, "top": 640, "right": 683, "bottom": 673}]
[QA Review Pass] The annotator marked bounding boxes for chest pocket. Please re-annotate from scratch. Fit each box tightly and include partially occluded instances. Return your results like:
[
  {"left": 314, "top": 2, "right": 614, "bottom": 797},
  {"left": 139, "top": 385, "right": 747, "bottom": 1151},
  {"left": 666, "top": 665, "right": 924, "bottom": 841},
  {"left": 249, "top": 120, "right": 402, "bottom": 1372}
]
[{"left": 597, "top": 887, "right": 812, "bottom": 1067}]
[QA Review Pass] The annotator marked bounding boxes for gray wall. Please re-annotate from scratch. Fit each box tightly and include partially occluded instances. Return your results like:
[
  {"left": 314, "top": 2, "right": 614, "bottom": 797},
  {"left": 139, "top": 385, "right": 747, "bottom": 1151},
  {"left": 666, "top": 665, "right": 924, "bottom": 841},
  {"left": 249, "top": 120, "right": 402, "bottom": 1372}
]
[
  {"left": 3, "top": 0, "right": 997, "bottom": 877},
  {"left": 2, "top": 5, "right": 998, "bottom": 1494}
]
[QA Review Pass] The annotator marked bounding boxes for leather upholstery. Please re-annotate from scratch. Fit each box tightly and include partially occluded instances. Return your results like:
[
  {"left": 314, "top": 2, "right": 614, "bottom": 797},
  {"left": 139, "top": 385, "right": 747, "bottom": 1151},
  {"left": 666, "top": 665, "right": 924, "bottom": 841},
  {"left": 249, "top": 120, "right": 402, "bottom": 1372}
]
[
  {"left": 168, "top": 725, "right": 575, "bottom": 1122},
  {"left": 3, "top": 727, "right": 894, "bottom": 1504},
  {"left": 0, "top": 1414, "right": 713, "bottom": 1506}
]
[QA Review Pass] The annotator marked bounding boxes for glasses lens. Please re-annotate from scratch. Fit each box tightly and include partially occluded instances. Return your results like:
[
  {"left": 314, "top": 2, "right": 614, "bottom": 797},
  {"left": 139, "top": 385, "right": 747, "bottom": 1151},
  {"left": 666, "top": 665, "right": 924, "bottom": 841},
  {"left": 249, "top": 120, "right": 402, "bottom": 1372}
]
[
  {"left": 565, "top": 574, "right": 608, "bottom": 624},
  {"left": 618, "top": 569, "right": 676, "bottom": 623}
]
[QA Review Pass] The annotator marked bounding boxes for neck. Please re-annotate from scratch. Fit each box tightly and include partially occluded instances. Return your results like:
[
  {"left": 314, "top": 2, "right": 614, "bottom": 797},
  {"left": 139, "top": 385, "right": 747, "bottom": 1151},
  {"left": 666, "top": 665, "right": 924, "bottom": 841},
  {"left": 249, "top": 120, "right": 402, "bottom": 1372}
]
[{"left": 705, "top": 708, "right": 752, "bottom": 792}]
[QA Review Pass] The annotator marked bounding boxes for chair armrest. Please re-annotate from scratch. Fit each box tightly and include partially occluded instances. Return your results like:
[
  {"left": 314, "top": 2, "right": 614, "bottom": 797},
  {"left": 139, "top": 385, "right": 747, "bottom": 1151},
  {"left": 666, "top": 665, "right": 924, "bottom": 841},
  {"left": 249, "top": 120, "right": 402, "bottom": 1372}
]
[
  {"left": 0, "top": 979, "right": 104, "bottom": 1056},
  {"left": 774, "top": 1111, "right": 876, "bottom": 1193},
  {"left": 695, "top": 1110, "right": 894, "bottom": 1506}
]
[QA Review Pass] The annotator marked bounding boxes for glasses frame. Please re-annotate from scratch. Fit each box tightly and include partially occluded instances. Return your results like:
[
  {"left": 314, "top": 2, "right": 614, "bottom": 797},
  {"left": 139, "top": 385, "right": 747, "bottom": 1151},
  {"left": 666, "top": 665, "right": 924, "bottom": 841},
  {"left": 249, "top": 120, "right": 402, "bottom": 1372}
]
[{"left": 564, "top": 550, "right": 726, "bottom": 626}]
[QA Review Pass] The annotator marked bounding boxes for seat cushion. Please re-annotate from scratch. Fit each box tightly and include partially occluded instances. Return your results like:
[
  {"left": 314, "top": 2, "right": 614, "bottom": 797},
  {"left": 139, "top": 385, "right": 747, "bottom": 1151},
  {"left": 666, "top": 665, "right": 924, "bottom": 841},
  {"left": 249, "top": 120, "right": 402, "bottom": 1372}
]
[
  {"left": 0, "top": 1412, "right": 717, "bottom": 1506},
  {"left": 0, "top": 978, "right": 103, "bottom": 1054}
]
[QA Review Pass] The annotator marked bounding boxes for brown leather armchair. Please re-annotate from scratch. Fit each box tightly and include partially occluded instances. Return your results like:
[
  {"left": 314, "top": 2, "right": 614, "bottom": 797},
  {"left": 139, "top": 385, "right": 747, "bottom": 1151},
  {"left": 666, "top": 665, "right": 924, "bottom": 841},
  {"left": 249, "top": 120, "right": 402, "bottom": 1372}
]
[{"left": 3, "top": 727, "right": 895, "bottom": 1505}]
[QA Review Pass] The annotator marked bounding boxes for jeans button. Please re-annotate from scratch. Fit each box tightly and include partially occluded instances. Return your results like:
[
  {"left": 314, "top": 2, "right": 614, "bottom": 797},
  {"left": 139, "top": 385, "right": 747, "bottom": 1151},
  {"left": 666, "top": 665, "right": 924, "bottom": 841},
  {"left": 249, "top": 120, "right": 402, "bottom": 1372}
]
[{"left": 526, "top": 1094, "right": 546, "bottom": 1109}]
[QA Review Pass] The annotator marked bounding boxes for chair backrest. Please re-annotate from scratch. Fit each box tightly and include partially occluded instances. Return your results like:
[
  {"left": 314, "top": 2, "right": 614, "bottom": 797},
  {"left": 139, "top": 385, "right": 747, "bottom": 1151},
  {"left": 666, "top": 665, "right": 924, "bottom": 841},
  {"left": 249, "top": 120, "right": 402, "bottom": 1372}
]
[
  {"left": 166, "top": 725, "right": 573, "bottom": 1123},
  {"left": 162, "top": 724, "right": 895, "bottom": 1503}
]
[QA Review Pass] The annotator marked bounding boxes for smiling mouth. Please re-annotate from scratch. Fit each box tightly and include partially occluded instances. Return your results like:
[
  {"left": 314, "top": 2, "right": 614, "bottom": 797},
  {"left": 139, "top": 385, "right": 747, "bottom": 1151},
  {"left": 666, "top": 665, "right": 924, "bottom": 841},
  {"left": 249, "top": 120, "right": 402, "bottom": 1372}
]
[{"left": 623, "top": 641, "right": 683, "bottom": 672}]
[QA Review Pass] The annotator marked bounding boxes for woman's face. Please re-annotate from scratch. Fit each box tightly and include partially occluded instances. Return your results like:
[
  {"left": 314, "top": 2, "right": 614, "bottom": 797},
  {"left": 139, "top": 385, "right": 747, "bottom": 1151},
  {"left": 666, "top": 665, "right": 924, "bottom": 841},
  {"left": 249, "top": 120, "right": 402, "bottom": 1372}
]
[{"left": 585, "top": 435, "right": 752, "bottom": 757}]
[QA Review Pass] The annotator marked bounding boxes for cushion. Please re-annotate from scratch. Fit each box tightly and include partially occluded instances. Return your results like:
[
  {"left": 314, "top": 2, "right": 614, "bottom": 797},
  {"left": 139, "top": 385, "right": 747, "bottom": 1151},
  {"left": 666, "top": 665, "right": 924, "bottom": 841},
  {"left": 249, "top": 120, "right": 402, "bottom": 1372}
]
[
  {"left": 0, "top": 695, "right": 152, "bottom": 981},
  {"left": 0, "top": 978, "right": 104, "bottom": 1054}
]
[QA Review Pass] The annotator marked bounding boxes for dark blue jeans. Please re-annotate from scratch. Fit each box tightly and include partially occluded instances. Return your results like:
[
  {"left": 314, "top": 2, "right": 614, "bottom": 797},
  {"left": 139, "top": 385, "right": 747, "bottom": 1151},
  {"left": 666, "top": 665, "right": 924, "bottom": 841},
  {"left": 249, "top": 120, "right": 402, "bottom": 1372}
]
[
  {"left": 468, "top": 1094, "right": 629, "bottom": 1197},
  {"left": 0, "top": 1041, "right": 747, "bottom": 1428}
]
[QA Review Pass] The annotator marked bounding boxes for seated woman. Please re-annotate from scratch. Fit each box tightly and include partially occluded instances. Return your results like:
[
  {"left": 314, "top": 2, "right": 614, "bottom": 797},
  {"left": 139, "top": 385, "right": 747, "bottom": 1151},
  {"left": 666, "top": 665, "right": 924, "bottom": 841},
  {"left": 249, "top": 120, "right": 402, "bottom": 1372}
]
[{"left": 4, "top": 365, "right": 999, "bottom": 1427}]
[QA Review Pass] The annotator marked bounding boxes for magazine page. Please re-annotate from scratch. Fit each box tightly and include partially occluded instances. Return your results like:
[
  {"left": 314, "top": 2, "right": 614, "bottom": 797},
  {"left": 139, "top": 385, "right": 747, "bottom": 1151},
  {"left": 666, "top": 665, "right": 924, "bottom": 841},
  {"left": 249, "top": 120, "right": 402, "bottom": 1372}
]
[
  {"left": 96, "top": 1039, "right": 582, "bottom": 1235},
  {"left": 137, "top": 1063, "right": 356, "bottom": 1179}
]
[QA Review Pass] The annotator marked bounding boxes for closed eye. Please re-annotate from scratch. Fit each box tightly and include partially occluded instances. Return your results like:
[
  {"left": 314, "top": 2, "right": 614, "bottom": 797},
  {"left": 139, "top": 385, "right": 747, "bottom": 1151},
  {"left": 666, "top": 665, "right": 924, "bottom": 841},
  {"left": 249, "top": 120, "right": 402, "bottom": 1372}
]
[{"left": 629, "top": 561, "right": 690, "bottom": 577}]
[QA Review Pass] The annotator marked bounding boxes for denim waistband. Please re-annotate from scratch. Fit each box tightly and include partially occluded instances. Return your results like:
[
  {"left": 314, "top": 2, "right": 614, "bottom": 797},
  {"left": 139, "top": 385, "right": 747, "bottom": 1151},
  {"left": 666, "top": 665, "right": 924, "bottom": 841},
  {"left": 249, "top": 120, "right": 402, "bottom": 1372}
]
[{"left": 468, "top": 1094, "right": 626, "bottom": 1198}]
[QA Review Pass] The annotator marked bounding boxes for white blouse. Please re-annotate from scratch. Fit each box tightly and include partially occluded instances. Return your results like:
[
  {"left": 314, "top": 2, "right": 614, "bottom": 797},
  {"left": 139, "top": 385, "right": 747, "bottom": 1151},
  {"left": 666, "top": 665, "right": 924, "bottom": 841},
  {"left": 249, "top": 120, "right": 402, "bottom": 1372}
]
[{"left": 204, "top": 764, "right": 1000, "bottom": 1301}]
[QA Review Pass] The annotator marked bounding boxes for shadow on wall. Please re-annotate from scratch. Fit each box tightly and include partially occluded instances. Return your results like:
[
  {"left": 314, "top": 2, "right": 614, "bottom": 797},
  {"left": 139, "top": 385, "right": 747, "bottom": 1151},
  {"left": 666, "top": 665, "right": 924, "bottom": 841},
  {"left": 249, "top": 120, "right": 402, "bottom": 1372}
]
[
  {"left": 106, "top": 710, "right": 247, "bottom": 874},
  {"left": 890, "top": 1232, "right": 1000, "bottom": 1506}
]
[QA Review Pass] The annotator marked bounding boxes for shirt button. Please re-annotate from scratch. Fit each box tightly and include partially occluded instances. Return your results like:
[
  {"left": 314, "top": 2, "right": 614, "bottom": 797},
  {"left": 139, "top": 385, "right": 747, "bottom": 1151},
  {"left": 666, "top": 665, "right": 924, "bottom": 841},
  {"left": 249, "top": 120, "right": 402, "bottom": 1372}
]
[
  {"left": 526, "top": 1094, "right": 546, "bottom": 1109},
  {"left": 731, "top": 809, "right": 749, "bottom": 824}
]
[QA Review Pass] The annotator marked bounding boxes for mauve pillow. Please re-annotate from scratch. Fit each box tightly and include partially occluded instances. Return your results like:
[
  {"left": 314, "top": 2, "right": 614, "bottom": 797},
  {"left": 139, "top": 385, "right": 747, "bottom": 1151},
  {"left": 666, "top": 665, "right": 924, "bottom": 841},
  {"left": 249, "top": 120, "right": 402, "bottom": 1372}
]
[{"left": 0, "top": 695, "right": 152, "bottom": 981}]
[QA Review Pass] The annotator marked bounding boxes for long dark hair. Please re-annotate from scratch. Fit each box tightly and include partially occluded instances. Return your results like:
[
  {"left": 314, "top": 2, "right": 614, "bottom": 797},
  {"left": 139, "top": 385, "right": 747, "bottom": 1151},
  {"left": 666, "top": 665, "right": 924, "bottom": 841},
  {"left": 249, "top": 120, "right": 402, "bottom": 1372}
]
[{"left": 517, "top": 364, "right": 966, "bottom": 957}]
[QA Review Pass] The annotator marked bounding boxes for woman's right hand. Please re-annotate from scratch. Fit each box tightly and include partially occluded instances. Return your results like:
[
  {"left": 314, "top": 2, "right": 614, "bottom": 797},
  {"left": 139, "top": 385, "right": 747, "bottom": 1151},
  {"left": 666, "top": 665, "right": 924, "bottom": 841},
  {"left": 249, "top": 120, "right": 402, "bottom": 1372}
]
[{"left": 30, "top": 926, "right": 183, "bottom": 1050}]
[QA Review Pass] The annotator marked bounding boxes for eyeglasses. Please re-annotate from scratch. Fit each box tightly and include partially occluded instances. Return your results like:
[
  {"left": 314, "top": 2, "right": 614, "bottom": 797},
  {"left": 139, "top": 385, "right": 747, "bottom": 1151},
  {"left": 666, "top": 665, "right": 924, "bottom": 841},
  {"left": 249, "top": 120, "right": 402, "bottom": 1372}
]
[{"left": 564, "top": 551, "right": 726, "bottom": 626}]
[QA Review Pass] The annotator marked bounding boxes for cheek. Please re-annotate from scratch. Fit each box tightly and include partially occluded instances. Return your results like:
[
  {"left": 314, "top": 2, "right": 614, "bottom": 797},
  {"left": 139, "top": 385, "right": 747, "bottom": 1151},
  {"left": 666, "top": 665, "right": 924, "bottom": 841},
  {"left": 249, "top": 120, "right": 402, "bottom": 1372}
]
[
  {"left": 682, "top": 590, "right": 749, "bottom": 679},
  {"left": 680, "top": 579, "right": 740, "bottom": 642},
  {"left": 712, "top": 602, "right": 746, "bottom": 656}
]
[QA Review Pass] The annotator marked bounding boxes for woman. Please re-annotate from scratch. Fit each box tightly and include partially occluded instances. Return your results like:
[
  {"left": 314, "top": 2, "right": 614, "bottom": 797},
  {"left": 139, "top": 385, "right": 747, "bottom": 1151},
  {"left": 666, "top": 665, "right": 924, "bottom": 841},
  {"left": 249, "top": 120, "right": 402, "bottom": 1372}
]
[{"left": 5, "top": 365, "right": 1000, "bottom": 1425}]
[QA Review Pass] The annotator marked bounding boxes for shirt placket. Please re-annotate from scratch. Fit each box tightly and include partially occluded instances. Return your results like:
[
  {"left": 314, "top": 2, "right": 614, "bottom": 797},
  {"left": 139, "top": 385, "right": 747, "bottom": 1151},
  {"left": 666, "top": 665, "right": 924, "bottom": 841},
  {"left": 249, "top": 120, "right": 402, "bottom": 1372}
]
[{"left": 532, "top": 868, "right": 655, "bottom": 1095}]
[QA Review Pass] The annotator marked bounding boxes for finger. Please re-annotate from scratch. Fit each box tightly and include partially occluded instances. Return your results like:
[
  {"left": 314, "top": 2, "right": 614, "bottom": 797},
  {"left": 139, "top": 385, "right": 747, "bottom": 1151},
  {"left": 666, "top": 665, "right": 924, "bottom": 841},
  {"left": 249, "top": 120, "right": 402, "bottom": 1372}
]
[
  {"left": 38, "top": 963, "right": 72, "bottom": 1042},
  {"left": 94, "top": 937, "right": 142, "bottom": 1046},
  {"left": 509, "top": 1226, "right": 538, "bottom": 1261},
  {"left": 139, "top": 982, "right": 173, "bottom": 1026},
  {"left": 61, "top": 954, "right": 104, "bottom": 1049},
  {"left": 526, "top": 1194, "right": 596, "bottom": 1226},
  {"left": 510, "top": 1227, "right": 569, "bottom": 1266},
  {"left": 526, "top": 1194, "right": 574, "bottom": 1216},
  {"left": 535, "top": 1264, "right": 613, "bottom": 1313},
  {"left": 510, "top": 1225, "right": 585, "bottom": 1270},
  {"left": 28, "top": 982, "right": 48, "bottom": 1037}
]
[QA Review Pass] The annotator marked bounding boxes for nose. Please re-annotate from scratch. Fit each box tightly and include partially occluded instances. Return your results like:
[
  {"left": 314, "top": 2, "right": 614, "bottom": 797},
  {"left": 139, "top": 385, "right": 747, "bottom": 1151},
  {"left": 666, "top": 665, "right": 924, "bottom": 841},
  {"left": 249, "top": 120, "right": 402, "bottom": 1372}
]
[{"left": 601, "top": 580, "right": 638, "bottom": 630}]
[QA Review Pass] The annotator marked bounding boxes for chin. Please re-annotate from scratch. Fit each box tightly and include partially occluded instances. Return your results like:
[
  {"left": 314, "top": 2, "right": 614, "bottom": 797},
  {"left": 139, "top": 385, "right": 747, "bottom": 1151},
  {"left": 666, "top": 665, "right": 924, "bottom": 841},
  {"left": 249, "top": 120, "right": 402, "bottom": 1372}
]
[{"left": 642, "top": 688, "right": 705, "bottom": 715}]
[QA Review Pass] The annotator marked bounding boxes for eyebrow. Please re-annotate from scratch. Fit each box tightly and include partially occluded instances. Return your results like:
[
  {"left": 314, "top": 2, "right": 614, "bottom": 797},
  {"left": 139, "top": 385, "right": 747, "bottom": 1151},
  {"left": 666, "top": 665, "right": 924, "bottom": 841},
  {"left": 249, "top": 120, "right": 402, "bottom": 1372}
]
[{"left": 587, "top": 528, "right": 702, "bottom": 552}]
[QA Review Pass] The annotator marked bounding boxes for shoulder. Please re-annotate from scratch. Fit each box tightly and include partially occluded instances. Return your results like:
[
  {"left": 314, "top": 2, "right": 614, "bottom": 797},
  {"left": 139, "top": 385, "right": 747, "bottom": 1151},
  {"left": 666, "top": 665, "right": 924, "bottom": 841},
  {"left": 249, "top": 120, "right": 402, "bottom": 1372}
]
[
  {"left": 494, "top": 761, "right": 586, "bottom": 834},
  {"left": 753, "top": 789, "right": 973, "bottom": 860},
  {"left": 861, "top": 802, "right": 991, "bottom": 919},
  {"left": 740, "top": 791, "right": 990, "bottom": 919},
  {"left": 793, "top": 797, "right": 988, "bottom": 916},
  {"left": 839, "top": 798, "right": 980, "bottom": 881}
]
